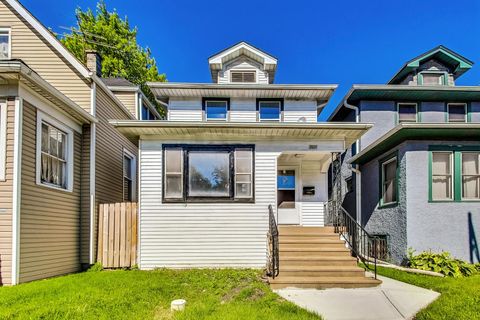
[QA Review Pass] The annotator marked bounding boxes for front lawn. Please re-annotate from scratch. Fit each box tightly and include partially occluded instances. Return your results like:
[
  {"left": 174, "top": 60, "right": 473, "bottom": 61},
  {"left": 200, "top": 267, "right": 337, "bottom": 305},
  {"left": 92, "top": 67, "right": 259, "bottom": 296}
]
[
  {"left": 0, "top": 269, "right": 320, "bottom": 320},
  {"left": 377, "top": 266, "right": 480, "bottom": 320}
]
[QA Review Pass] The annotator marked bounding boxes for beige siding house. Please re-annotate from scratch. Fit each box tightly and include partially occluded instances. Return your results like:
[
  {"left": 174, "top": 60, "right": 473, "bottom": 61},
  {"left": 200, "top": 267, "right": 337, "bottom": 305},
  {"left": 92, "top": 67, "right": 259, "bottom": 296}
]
[{"left": 0, "top": 0, "right": 147, "bottom": 285}]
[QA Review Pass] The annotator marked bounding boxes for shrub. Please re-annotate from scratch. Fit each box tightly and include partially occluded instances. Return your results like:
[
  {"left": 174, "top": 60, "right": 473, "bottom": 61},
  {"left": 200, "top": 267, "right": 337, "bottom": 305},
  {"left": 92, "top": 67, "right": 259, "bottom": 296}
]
[
  {"left": 87, "top": 262, "right": 104, "bottom": 272},
  {"left": 408, "top": 250, "right": 476, "bottom": 277}
]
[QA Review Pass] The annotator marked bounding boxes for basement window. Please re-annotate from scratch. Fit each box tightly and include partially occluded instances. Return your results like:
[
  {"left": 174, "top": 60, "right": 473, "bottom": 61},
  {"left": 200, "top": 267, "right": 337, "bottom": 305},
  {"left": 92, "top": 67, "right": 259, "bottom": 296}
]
[{"left": 231, "top": 71, "right": 256, "bottom": 83}]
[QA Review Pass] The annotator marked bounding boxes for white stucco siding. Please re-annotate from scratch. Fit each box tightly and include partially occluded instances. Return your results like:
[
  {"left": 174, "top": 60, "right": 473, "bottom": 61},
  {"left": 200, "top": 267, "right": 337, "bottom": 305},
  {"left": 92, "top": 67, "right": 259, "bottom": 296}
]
[
  {"left": 138, "top": 140, "right": 279, "bottom": 269},
  {"left": 230, "top": 98, "right": 257, "bottom": 122},
  {"left": 167, "top": 97, "right": 202, "bottom": 121},
  {"left": 283, "top": 100, "right": 318, "bottom": 122}
]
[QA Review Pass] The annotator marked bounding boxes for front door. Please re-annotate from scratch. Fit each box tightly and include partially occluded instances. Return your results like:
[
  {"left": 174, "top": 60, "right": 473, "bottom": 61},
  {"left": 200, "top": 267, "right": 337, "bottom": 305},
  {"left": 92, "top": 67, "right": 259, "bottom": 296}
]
[{"left": 277, "top": 167, "right": 300, "bottom": 225}]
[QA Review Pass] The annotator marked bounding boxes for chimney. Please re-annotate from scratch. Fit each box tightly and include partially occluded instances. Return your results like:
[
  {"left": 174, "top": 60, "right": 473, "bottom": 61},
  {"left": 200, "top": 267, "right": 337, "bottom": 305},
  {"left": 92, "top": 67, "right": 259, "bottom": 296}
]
[{"left": 85, "top": 50, "right": 102, "bottom": 76}]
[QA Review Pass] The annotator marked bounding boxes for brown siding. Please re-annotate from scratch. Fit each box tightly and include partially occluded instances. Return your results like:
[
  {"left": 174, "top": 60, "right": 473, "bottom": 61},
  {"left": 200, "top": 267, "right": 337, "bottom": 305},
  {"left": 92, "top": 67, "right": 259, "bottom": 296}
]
[
  {"left": 112, "top": 91, "right": 137, "bottom": 118},
  {"left": 0, "top": 0, "right": 91, "bottom": 111},
  {"left": 93, "top": 87, "right": 137, "bottom": 257},
  {"left": 0, "top": 99, "right": 15, "bottom": 286},
  {"left": 19, "top": 101, "right": 82, "bottom": 283}
]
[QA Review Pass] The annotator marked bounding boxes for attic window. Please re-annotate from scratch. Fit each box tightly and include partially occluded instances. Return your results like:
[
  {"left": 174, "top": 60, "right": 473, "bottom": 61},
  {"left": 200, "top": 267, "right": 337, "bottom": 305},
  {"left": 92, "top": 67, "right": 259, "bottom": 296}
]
[
  {"left": 231, "top": 71, "right": 256, "bottom": 83},
  {"left": 420, "top": 72, "right": 445, "bottom": 86},
  {"left": 0, "top": 29, "right": 10, "bottom": 59}
]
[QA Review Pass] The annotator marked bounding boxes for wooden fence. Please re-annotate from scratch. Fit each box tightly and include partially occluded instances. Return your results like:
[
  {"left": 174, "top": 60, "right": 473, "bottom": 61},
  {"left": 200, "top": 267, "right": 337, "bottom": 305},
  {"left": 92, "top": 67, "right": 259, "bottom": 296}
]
[{"left": 97, "top": 202, "right": 138, "bottom": 268}]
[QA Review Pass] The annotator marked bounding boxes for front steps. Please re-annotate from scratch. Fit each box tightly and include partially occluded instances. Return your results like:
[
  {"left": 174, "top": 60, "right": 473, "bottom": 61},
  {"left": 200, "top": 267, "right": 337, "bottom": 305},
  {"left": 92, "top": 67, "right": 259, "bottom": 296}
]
[{"left": 269, "top": 226, "right": 381, "bottom": 289}]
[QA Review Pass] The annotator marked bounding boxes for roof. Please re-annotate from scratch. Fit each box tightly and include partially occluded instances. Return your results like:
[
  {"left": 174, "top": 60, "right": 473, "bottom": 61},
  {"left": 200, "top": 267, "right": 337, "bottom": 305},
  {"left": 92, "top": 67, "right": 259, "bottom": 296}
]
[
  {"left": 328, "top": 85, "right": 480, "bottom": 121},
  {"left": 388, "top": 45, "right": 474, "bottom": 84},
  {"left": 101, "top": 77, "right": 137, "bottom": 88},
  {"left": 348, "top": 123, "right": 480, "bottom": 165},
  {"left": 109, "top": 120, "right": 372, "bottom": 147},
  {"left": 148, "top": 82, "right": 337, "bottom": 111}
]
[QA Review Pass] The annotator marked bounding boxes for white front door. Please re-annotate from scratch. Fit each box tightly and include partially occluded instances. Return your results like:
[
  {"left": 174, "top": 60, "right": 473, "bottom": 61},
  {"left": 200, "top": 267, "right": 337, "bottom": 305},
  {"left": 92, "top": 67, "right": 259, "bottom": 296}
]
[{"left": 277, "top": 167, "right": 300, "bottom": 225}]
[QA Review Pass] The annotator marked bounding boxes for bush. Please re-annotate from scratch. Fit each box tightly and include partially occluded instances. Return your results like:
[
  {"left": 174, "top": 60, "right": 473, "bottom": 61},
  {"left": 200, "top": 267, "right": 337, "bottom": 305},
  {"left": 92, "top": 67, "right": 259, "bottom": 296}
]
[
  {"left": 87, "top": 262, "right": 104, "bottom": 272},
  {"left": 408, "top": 250, "right": 477, "bottom": 278}
]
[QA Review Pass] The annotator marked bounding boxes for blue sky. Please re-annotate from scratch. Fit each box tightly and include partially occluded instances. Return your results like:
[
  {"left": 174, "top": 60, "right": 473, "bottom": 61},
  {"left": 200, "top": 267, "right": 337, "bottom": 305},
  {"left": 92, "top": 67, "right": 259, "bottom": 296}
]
[{"left": 22, "top": 0, "right": 480, "bottom": 120}]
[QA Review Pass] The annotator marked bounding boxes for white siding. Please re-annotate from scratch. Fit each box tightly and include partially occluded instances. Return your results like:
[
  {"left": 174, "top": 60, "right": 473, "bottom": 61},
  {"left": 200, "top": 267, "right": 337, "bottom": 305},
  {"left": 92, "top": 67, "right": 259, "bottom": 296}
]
[
  {"left": 300, "top": 202, "right": 325, "bottom": 226},
  {"left": 218, "top": 57, "right": 269, "bottom": 84},
  {"left": 139, "top": 140, "right": 279, "bottom": 269},
  {"left": 230, "top": 98, "right": 256, "bottom": 122},
  {"left": 284, "top": 100, "right": 318, "bottom": 122},
  {"left": 168, "top": 98, "right": 202, "bottom": 121}
]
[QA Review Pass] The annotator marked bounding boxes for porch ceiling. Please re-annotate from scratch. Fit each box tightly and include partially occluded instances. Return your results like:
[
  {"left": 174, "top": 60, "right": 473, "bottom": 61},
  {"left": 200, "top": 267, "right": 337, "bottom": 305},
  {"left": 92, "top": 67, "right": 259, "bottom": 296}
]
[{"left": 109, "top": 120, "right": 372, "bottom": 146}]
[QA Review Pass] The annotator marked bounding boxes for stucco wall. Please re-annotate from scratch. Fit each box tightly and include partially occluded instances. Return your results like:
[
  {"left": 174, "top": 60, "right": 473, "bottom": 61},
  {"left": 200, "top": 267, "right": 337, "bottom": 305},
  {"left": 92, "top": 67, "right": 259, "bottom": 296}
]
[
  {"left": 359, "top": 101, "right": 396, "bottom": 149},
  {"left": 471, "top": 102, "right": 480, "bottom": 122},
  {"left": 419, "top": 102, "right": 445, "bottom": 122}
]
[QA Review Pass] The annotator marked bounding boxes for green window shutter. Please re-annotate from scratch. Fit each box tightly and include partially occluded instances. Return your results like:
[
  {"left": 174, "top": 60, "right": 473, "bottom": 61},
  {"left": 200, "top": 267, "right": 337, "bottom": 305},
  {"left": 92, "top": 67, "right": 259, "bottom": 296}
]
[
  {"left": 454, "top": 151, "right": 462, "bottom": 202},
  {"left": 417, "top": 73, "right": 423, "bottom": 85}
]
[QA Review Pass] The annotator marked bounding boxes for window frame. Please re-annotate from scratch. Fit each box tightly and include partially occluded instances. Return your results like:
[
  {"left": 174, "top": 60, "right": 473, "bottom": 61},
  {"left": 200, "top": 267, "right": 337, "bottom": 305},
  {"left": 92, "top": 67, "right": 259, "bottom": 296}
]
[
  {"left": 230, "top": 70, "right": 257, "bottom": 83},
  {"left": 397, "top": 102, "right": 418, "bottom": 124},
  {"left": 257, "top": 98, "right": 284, "bottom": 122},
  {"left": 202, "top": 98, "right": 230, "bottom": 121},
  {"left": 123, "top": 149, "right": 137, "bottom": 202},
  {"left": 35, "top": 111, "right": 74, "bottom": 192},
  {"left": 0, "top": 100, "right": 7, "bottom": 181},
  {"left": 447, "top": 103, "right": 467, "bottom": 123},
  {"left": 418, "top": 71, "right": 447, "bottom": 86},
  {"left": 430, "top": 151, "right": 454, "bottom": 201},
  {"left": 379, "top": 154, "right": 399, "bottom": 207},
  {"left": 162, "top": 144, "right": 255, "bottom": 203},
  {"left": 0, "top": 28, "right": 11, "bottom": 60},
  {"left": 460, "top": 152, "right": 480, "bottom": 201}
]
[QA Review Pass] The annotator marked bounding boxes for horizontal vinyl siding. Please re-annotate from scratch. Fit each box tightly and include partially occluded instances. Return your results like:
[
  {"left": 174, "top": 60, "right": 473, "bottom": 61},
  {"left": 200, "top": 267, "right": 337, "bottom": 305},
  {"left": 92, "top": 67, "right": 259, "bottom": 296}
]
[
  {"left": 79, "top": 124, "right": 90, "bottom": 264},
  {"left": 283, "top": 100, "right": 317, "bottom": 122},
  {"left": 218, "top": 58, "right": 269, "bottom": 84},
  {"left": 230, "top": 98, "right": 256, "bottom": 122},
  {"left": 301, "top": 202, "right": 325, "bottom": 226},
  {"left": 19, "top": 101, "right": 82, "bottom": 283},
  {"left": 139, "top": 140, "right": 277, "bottom": 268},
  {"left": 0, "top": 99, "right": 15, "bottom": 285},
  {"left": 112, "top": 91, "right": 137, "bottom": 118},
  {"left": 168, "top": 98, "right": 202, "bottom": 121},
  {"left": 0, "top": 1, "right": 91, "bottom": 111}
]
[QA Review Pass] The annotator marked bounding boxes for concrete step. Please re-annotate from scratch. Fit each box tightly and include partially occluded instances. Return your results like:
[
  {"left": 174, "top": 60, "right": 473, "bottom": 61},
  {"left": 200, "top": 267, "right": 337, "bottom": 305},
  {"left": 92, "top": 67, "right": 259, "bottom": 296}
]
[
  {"left": 280, "top": 255, "right": 358, "bottom": 267},
  {"left": 280, "top": 249, "right": 351, "bottom": 257},
  {"left": 279, "top": 266, "right": 366, "bottom": 277},
  {"left": 269, "top": 276, "right": 382, "bottom": 289}
]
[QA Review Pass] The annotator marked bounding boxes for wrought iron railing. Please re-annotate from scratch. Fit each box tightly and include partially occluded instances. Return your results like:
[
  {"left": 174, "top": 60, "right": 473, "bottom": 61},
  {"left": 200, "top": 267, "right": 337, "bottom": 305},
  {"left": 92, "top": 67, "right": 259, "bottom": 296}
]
[
  {"left": 334, "top": 206, "right": 379, "bottom": 279},
  {"left": 267, "top": 204, "right": 279, "bottom": 279}
]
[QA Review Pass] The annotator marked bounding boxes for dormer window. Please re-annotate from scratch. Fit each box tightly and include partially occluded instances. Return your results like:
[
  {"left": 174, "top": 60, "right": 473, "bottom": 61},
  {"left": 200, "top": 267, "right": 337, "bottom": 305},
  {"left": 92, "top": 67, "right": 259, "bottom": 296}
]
[
  {"left": 204, "top": 99, "right": 229, "bottom": 121},
  {"left": 231, "top": 71, "right": 256, "bottom": 83},
  {"left": 419, "top": 72, "right": 445, "bottom": 86},
  {"left": 0, "top": 29, "right": 11, "bottom": 59},
  {"left": 258, "top": 99, "right": 283, "bottom": 122}
]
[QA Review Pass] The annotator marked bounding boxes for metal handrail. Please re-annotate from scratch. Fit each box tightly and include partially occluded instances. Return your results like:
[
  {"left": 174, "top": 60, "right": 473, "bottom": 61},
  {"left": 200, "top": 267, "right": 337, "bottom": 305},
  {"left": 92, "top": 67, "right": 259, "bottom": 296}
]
[
  {"left": 267, "top": 204, "right": 279, "bottom": 279},
  {"left": 336, "top": 206, "right": 379, "bottom": 279}
]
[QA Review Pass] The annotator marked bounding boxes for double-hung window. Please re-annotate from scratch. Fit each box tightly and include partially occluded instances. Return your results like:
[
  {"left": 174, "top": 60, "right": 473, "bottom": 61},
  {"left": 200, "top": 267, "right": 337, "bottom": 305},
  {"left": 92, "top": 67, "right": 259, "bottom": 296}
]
[
  {"left": 141, "top": 104, "right": 158, "bottom": 120},
  {"left": 431, "top": 152, "right": 453, "bottom": 200},
  {"left": 461, "top": 152, "right": 480, "bottom": 200},
  {"left": 123, "top": 150, "right": 136, "bottom": 201},
  {"left": 0, "top": 28, "right": 10, "bottom": 59},
  {"left": 420, "top": 72, "right": 445, "bottom": 86},
  {"left": 163, "top": 145, "right": 254, "bottom": 202},
  {"left": 258, "top": 100, "right": 282, "bottom": 122},
  {"left": 397, "top": 103, "right": 417, "bottom": 123},
  {"left": 380, "top": 156, "right": 398, "bottom": 206},
  {"left": 447, "top": 103, "right": 467, "bottom": 123},
  {"left": 204, "top": 99, "right": 228, "bottom": 121}
]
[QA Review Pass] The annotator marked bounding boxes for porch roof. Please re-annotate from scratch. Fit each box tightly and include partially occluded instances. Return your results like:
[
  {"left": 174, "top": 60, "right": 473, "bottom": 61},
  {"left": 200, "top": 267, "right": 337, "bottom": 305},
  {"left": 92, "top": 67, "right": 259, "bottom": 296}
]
[
  {"left": 349, "top": 123, "right": 480, "bottom": 165},
  {"left": 109, "top": 120, "right": 372, "bottom": 146}
]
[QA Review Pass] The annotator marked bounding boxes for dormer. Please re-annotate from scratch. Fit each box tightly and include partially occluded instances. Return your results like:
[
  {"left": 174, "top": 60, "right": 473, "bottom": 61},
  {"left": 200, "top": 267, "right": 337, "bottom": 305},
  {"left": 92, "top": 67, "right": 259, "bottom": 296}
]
[
  {"left": 388, "top": 45, "right": 473, "bottom": 86},
  {"left": 208, "top": 42, "right": 277, "bottom": 84}
]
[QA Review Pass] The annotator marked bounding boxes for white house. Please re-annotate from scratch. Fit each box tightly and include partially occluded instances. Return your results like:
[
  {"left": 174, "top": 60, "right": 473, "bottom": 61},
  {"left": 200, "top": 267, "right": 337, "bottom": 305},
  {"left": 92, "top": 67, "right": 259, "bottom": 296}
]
[{"left": 111, "top": 42, "right": 379, "bottom": 288}]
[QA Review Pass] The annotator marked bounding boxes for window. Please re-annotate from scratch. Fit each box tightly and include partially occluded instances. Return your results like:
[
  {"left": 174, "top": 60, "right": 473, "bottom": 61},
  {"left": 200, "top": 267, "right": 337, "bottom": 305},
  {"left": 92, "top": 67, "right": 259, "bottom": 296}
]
[
  {"left": 380, "top": 157, "right": 398, "bottom": 205},
  {"left": 141, "top": 104, "right": 157, "bottom": 120},
  {"left": 462, "top": 152, "right": 480, "bottom": 200},
  {"left": 163, "top": 145, "right": 254, "bottom": 202},
  {"left": 420, "top": 72, "right": 444, "bottom": 86},
  {"left": 0, "top": 29, "right": 10, "bottom": 59},
  {"left": 397, "top": 103, "right": 417, "bottom": 123},
  {"left": 0, "top": 100, "right": 6, "bottom": 181},
  {"left": 231, "top": 71, "right": 256, "bottom": 83},
  {"left": 448, "top": 103, "right": 467, "bottom": 123},
  {"left": 431, "top": 152, "right": 453, "bottom": 200},
  {"left": 123, "top": 151, "right": 136, "bottom": 201},
  {"left": 258, "top": 100, "right": 282, "bottom": 122},
  {"left": 204, "top": 100, "right": 228, "bottom": 121}
]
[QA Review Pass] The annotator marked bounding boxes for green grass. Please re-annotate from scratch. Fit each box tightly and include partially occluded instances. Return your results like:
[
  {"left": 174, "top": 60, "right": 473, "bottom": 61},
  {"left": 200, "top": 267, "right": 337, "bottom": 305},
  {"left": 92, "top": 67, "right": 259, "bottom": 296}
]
[
  {"left": 0, "top": 269, "right": 320, "bottom": 320},
  {"left": 377, "top": 266, "right": 480, "bottom": 320}
]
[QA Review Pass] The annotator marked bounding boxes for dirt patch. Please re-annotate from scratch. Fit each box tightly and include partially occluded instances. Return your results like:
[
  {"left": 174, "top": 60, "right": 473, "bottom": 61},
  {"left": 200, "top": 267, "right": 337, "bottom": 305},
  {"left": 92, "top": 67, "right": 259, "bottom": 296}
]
[
  {"left": 153, "top": 305, "right": 174, "bottom": 320},
  {"left": 245, "top": 287, "right": 266, "bottom": 301}
]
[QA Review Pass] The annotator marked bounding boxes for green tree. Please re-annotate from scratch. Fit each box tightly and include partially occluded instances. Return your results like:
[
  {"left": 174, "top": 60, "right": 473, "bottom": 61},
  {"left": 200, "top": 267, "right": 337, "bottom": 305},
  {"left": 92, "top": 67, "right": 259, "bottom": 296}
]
[{"left": 61, "top": 1, "right": 166, "bottom": 115}]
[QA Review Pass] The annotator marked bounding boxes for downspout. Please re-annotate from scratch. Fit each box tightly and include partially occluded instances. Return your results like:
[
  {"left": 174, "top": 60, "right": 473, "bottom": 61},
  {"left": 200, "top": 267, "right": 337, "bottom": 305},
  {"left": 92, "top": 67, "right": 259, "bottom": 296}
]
[
  {"left": 89, "top": 81, "right": 96, "bottom": 265},
  {"left": 344, "top": 100, "right": 362, "bottom": 225}
]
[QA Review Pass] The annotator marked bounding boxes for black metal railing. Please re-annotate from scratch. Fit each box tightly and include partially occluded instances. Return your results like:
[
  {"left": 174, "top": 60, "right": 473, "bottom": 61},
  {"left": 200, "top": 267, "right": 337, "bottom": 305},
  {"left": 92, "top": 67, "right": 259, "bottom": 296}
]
[
  {"left": 334, "top": 206, "right": 379, "bottom": 279},
  {"left": 267, "top": 204, "right": 279, "bottom": 279}
]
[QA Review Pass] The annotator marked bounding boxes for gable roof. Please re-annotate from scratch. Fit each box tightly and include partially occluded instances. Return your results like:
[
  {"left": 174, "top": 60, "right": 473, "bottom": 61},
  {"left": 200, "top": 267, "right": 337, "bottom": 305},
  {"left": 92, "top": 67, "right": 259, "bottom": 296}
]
[{"left": 388, "top": 45, "right": 474, "bottom": 84}]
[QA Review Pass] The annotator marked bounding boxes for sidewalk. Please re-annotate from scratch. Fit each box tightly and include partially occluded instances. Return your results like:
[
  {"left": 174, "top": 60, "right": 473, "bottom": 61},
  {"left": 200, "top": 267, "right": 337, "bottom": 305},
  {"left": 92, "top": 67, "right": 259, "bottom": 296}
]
[{"left": 275, "top": 275, "right": 440, "bottom": 320}]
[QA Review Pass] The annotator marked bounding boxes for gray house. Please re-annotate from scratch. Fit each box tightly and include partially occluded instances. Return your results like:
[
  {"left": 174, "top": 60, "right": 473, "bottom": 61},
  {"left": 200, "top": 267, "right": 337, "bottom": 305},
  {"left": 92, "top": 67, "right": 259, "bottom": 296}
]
[{"left": 329, "top": 46, "right": 480, "bottom": 264}]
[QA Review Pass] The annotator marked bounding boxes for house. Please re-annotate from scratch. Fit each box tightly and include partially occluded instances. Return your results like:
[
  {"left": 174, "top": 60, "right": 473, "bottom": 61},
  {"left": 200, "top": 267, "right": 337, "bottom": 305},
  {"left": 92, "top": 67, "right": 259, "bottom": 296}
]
[
  {"left": 0, "top": 0, "right": 151, "bottom": 285},
  {"left": 329, "top": 45, "right": 480, "bottom": 264},
  {"left": 111, "top": 41, "right": 382, "bottom": 288}
]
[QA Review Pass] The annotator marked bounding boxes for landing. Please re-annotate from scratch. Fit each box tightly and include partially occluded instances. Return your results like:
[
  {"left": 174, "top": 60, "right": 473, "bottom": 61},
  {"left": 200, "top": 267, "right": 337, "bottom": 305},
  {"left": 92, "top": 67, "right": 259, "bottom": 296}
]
[{"left": 274, "top": 274, "right": 440, "bottom": 320}]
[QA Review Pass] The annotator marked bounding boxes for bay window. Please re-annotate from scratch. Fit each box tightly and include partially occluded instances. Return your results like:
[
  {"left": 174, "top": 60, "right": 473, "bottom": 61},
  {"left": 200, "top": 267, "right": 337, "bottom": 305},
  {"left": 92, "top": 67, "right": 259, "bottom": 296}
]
[{"left": 163, "top": 145, "right": 254, "bottom": 202}]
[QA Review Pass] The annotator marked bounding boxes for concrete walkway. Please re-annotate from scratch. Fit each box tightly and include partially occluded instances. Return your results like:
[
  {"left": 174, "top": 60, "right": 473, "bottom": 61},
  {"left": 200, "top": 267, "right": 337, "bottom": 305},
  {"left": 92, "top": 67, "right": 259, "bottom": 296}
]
[{"left": 275, "top": 275, "right": 440, "bottom": 320}]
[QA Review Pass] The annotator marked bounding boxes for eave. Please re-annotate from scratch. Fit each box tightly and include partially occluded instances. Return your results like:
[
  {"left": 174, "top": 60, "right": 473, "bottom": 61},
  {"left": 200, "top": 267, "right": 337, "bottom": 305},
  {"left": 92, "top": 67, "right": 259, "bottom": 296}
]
[{"left": 349, "top": 123, "right": 480, "bottom": 165}]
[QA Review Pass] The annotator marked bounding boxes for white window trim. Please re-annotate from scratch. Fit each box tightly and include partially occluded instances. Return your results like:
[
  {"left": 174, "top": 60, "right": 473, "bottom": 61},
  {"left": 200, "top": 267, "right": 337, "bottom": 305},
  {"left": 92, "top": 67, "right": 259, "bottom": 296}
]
[
  {"left": 234, "top": 149, "right": 253, "bottom": 198},
  {"left": 0, "top": 28, "right": 11, "bottom": 60},
  {"left": 229, "top": 69, "right": 257, "bottom": 84},
  {"left": 431, "top": 151, "right": 454, "bottom": 201},
  {"left": 447, "top": 103, "right": 467, "bottom": 123},
  {"left": 0, "top": 100, "right": 7, "bottom": 181},
  {"left": 381, "top": 157, "right": 398, "bottom": 206},
  {"left": 205, "top": 100, "right": 228, "bottom": 121},
  {"left": 36, "top": 111, "right": 74, "bottom": 192},
  {"left": 123, "top": 148, "right": 137, "bottom": 201},
  {"left": 259, "top": 101, "right": 281, "bottom": 122},
  {"left": 397, "top": 102, "right": 418, "bottom": 123}
]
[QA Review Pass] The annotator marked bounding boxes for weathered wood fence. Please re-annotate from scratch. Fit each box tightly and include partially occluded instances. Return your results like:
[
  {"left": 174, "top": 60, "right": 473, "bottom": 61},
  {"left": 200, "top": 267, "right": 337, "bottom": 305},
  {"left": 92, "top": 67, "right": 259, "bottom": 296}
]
[{"left": 97, "top": 202, "right": 138, "bottom": 268}]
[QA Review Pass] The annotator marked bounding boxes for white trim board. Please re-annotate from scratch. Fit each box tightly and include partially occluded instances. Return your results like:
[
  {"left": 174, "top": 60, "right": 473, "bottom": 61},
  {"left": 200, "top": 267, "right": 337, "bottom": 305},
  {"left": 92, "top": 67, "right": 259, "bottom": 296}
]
[{"left": 0, "top": 100, "right": 7, "bottom": 181}]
